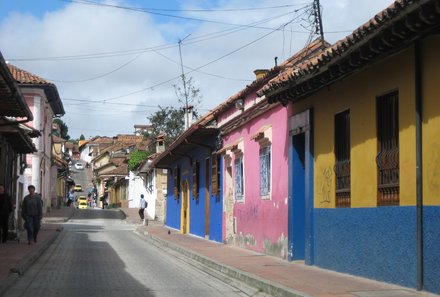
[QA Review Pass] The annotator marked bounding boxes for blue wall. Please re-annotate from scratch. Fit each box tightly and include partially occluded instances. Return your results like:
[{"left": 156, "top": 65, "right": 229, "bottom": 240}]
[
  {"left": 314, "top": 207, "right": 418, "bottom": 288},
  {"left": 189, "top": 150, "right": 207, "bottom": 238},
  {"left": 165, "top": 166, "right": 181, "bottom": 230},
  {"left": 209, "top": 156, "right": 222, "bottom": 243},
  {"left": 164, "top": 134, "right": 223, "bottom": 243},
  {"left": 423, "top": 206, "right": 440, "bottom": 294}
]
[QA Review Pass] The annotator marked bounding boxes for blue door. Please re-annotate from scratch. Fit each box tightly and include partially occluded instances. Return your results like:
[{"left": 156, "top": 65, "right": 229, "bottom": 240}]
[
  {"left": 288, "top": 109, "right": 314, "bottom": 264},
  {"left": 289, "top": 133, "right": 306, "bottom": 260}
]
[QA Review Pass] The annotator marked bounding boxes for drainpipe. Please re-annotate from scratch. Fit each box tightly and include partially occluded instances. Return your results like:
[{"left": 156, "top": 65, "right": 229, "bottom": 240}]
[{"left": 415, "top": 41, "right": 423, "bottom": 291}]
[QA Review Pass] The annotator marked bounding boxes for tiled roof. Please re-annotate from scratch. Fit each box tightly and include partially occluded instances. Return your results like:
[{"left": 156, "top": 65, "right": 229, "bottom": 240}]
[
  {"left": 0, "top": 118, "right": 37, "bottom": 153},
  {"left": 260, "top": 0, "right": 440, "bottom": 103},
  {"left": 104, "top": 157, "right": 128, "bottom": 176},
  {"left": 7, "top": 63, "right": 65, "bottom": 116},
  {"left": 7, "top": 64, "right": 53, "bottom": 85},
  {"left": 0, "top": 52, "right": 33, "bottom": 120}
]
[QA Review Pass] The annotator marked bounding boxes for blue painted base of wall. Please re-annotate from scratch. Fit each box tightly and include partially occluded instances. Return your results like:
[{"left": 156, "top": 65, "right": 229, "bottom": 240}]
[
  {"left": 315, "top": 207, "right": 418, "bottom": 288},
  {"left": 166, "top": 195, "right": 181, "bottom": 231},
  {"left": 314, "top": 206, "right": 440, "bottom": 294},
  {"left": 423, "top": 206, "right": 440, "bottom": 294}
]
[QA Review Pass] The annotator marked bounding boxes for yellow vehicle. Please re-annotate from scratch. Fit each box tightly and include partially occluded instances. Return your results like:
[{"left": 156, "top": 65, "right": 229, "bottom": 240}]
[
  {"left": 74, "top": 184, "right": 83, "bottom": 192},
  {"left": 78, "top": 196, "right": 88, "bottom": 209}
]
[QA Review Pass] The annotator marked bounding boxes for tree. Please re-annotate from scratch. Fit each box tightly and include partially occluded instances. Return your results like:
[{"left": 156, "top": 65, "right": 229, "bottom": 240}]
[
  {"left": 53, "top": 118, "right": 70, "bottom": 140},
  {"left": 173, "top": 75, "right": 202, "bottom": 114},
  {"left": 146, "top": 76, "right": 202, "bottom": 152},
  {"left": 146, "top": 106, "right": 185, "bottom": 151},
  {"left": 79, "top": 134, "right": 85, "bottom": 141},
  {"left": 128, "top": 150, "right": 150, "bottom": 171}
]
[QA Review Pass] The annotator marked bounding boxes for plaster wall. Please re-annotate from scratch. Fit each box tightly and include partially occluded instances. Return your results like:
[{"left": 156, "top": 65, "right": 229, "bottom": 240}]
[{"left": 222, "top": 103, "right": 290, "bottom": 258}]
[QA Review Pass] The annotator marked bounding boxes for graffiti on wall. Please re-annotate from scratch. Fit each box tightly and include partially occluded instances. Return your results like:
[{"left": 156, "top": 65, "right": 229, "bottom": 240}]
[{"left": 320, "top": 167, "right": 332, "bottom": 204}]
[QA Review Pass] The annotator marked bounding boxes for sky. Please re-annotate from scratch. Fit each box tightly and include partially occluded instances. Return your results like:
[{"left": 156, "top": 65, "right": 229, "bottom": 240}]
[{"left": 0, "top": 0, "right": 393, "bottom": 139}]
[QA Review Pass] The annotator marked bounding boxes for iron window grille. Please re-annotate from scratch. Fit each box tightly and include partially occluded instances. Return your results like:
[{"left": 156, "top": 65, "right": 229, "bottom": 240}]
[
  {"left": 376, "top": 91, "right": 399, "bottom": 206},
  {"left": 192, "top": 161, "right": 200, "bottom": 199},
  {"left": 260, "top": 146, "right": 271, "bottom": 197},
  {"left": 234, "top": 155, "right": 244, "bottom": 200},
  {"left": 211, "top": 155, "right": 220, "bottom": 196},
  {"left": 334, "top": 110, "right": 351, "bottom": 207},
  {"left": 173, "top": 167, "right": 180, "bottom": 199}
]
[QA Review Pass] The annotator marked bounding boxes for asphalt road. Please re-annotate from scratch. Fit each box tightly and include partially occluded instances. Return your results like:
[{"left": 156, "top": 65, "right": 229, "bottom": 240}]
[
  {"left": 70, "top": 161, "right": 91, "bottom": 197},
  {"left": 3, "top": 209, "right": 258, "bottom": 297}
]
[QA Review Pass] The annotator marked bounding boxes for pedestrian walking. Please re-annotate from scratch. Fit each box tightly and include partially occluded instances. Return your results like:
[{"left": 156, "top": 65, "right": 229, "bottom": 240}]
[
  {"left": 22, "top": 185, "right": 43, "bottom": 245},
  {"left": 138, "top": 194, "right": 147, "bottom": 221},
  {"left": 0, "top": 185, "right": 13, "bottom": 243}
]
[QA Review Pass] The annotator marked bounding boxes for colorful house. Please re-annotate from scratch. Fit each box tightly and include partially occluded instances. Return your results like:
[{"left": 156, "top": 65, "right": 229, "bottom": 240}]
[
  {"left": 0, "top": 51, "right": 36, "bottom": 229},
  {"left": 214, "top": 41, "right": 328, "bottom": 260},
  {"left": 153, "top": 115, "right": 223, "bottom": 242},
  {"left": 135, "top": 135, "right": 168, "bottom": 222},
  {"left": 8, "top": 63, "right": 65, "bottom": 212},
  {"left": 259, "top": 0, "right": 440, "bottom": 293},
  {"left": 51, "top": 135, "right": 69, "bottom": 208}
]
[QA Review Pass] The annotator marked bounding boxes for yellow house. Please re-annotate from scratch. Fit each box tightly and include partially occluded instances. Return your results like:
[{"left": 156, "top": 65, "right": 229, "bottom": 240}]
[
  {"left": 51, "top": 135, "right": 69, "bottom": 207},
  {"left": 260, "top": 0, "right": 440, "bottom": 294}
]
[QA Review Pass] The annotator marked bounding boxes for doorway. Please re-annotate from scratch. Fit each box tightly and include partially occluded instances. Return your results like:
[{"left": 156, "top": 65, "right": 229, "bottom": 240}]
[
  {"left": 180, "top": 180, "right": 190, "bottom": 234},
  {"left": 205, "top": 158, "right": 210, "bottom": 238},
  {"left": 288, "top": 109, "right": 314, "bottom": 264}
]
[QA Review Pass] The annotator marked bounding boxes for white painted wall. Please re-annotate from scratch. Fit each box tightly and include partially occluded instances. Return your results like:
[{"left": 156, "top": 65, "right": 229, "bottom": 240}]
[{"left": 128, "top": 170, "right": 157, "bottom": 220}]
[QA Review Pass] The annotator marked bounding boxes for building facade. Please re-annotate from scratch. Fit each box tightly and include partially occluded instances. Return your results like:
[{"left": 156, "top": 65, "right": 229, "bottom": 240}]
[
  {"left": 8, "top": 64, "right": 64, "bottom": 212},
  {"left": 260, "top": 0, "right": 440, "bottom": 293}
]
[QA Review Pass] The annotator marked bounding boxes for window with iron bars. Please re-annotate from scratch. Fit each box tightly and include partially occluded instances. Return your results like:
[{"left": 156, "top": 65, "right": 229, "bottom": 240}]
[
  {"left": 260, "top": 146, "right": 271, "bottom": 197},
  {"left": 234, "top": 155, "right": 244, "bottom": 200},
  {"left": 376, "top": 91, "right": 399, "bottom": 206},
  {"left": 334, "top": 110, "right": 351, "bottom": 207}
]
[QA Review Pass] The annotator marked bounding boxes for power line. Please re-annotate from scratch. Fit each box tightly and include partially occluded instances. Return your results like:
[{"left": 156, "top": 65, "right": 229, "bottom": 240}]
[
  {"left": 151, "top": 49, "right": 249, "bottom": 82},
  {"left": 7, "top": 7, "right": 310, "bottom": 63},
  {"left": 55, "top": 9, "right": 312, "bottom": 105},
  {"left": 62, "top": 1, "right": 310, "bottom": 12},
  {"left": 60, "top": 0, "right": 308, "bottom": 15},
  {"left": 60, "top": 0, "right": 310, "bottom": 34},
  {"left": 63, "top": 98, "right": 212, "bottom": 112},
  {"left": 47, "top": 52, "right": 145, "bottom": 83}
]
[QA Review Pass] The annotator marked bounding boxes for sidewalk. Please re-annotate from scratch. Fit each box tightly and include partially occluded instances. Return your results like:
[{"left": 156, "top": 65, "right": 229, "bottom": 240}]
[
  {"left": 1, "top": 206, "right": 438, "bottom": 297},
  {"left": 0, "top": 206, "right": 74, "bottom": 296},
  {"left": 121, "top": 207, "right": 439, "bottom": 297}
]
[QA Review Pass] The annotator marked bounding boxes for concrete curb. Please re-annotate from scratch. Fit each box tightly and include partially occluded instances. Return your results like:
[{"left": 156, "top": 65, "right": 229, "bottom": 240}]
[
  {"left": 134, "top": 226, "right": 310, "bottom": 297},
  {"left": 0, "top": 227, "right": 63, "bottom": 297}
]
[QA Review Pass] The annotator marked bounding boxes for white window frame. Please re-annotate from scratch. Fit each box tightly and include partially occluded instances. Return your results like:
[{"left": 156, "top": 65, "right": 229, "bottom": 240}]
[{"left": 251, "top": 125, "right": 272, "bottom": 200}]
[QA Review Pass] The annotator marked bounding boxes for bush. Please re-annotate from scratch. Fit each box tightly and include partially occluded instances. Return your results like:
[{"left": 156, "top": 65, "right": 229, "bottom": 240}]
[{"left": 128, "top": 150, "right": 150, "bottom": 171}]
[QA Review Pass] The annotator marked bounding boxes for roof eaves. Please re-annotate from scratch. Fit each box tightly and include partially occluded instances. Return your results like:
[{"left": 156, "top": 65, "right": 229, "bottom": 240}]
[
  {"left": 0, "top": 55, "right": 33, "bottom": 121},
  {"left": 263, "top": 0, "right": 440, "bottom": 103}
]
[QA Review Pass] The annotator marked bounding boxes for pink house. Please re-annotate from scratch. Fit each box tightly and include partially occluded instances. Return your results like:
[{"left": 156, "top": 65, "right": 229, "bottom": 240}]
[
  {"left": 8, "top": 64, "right": 64, "bottom": 212},
  {"left": 216, "top": 40, "right": 327, "bottom": 259}
]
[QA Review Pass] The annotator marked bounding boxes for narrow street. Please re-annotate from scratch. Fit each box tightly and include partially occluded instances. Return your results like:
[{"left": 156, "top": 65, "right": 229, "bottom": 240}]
[{"left": 3, "top": 208, "right": 264, "bottom": 297}]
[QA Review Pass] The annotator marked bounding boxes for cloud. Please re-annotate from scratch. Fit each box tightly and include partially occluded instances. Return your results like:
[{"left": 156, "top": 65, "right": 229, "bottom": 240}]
[{"left": 0, "top": 0, "right": 392, "bottom": 138}]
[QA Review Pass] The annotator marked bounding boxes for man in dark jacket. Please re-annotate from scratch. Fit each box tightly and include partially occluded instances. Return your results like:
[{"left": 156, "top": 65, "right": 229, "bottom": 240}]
[
  {"left": 22, "top": 185, "right": 43, "bottom": 245},
  {"left": 0, "top": 185, "right": 13, "bottom": 243}
]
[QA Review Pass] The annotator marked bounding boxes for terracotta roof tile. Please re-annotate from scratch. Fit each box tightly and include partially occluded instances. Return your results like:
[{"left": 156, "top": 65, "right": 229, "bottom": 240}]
[
  {"left": 260, "top": 0, "right": 440, "bottom": 101},
  {"left": 7, "top": 64, "right": 53, "bottom": 85}
]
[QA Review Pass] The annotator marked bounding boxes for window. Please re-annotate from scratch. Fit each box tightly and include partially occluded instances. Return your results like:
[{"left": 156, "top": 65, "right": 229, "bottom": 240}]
[
  {"left": 173, "top": 167, "right": 180, "bottom": 199},
  {"left": 211, "top": 155, "right": 220, "bottom": 196},
  {"left": 146, "top": 172, "right": 154, "bottom": 194},
  {"left": 234, "top": 155, "right": 244, "bottom": 200},
  {"left": 260, "top": 146, "right": 271, "bottom": 197},
  {"left": 192, "top": 161, "right": 200, "bottom": 199},
  {"left": 376, "top": 91, "right": 399, "bottom": 206},
  {"left": 334, "top": 110, "right": 351, "bottom": 207}
]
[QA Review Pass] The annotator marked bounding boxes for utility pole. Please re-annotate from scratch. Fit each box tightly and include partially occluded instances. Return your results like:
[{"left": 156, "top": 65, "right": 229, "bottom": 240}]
[
  {"left": 312, "top": 0, "right": 325, "bottom": 46},
  {"left": 178, "top": 34, "right": 191, "bottom": 129}
]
